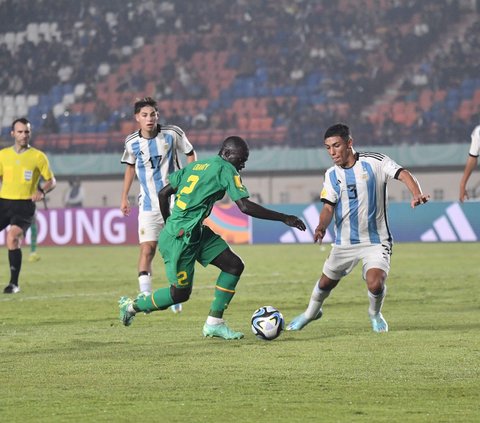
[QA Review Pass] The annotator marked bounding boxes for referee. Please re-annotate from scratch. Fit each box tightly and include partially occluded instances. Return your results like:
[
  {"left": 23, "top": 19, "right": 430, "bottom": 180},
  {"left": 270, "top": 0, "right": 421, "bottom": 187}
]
[{"left": 0, "top": 118, "right": 56, "bottom": 294}]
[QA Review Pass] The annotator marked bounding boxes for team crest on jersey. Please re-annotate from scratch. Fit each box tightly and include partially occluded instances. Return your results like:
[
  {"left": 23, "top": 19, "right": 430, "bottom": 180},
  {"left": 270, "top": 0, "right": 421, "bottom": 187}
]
[
  {"left": 24, "top": 170, "right": 33, "bottom": 181},
  {"left": 234, "top": 175, "right": 244, "bottom": 189}
]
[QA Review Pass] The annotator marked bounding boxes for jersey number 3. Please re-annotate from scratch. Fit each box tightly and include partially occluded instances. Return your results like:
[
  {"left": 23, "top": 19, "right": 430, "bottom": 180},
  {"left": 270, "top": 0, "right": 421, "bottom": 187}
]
[{"left": 347, "top": 184, "right": 357, "bottom": 199}]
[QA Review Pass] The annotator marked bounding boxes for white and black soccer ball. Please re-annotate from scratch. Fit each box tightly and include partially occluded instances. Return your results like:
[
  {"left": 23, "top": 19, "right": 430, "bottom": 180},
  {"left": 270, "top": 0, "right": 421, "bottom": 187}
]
[{"left": 251, "top": 306, "right": 285, "bottom": 340}]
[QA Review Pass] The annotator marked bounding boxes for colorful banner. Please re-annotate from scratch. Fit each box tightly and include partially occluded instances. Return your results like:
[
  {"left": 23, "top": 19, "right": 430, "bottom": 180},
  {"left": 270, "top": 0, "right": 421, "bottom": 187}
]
[
  {"left": 0, "top": 207, "right": 138, "bottom": 246},
  {"left": 0, "top": 204, "right": 249, "bottom": 247},
  {"left": 1, "top": 202, "right": 479, "bottom": 246},
  {"left": 251, "top": 201, "right": 480, "bottom": 244},
  {"left": 204, "top": 202, "right": 250, "bottom": 244}
]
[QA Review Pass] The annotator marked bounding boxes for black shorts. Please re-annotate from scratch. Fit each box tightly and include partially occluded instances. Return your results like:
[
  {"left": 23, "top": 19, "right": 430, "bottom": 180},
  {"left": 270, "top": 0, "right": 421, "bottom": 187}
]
[{"left": 0, "top": 198, "right": 36, "bottom": 234}]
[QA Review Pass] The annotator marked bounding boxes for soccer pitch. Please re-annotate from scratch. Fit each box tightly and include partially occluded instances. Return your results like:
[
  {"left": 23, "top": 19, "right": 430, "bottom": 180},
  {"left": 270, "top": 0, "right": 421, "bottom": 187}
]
[{"left": 1, "top": 243, "right": 479, "bottom": 422}]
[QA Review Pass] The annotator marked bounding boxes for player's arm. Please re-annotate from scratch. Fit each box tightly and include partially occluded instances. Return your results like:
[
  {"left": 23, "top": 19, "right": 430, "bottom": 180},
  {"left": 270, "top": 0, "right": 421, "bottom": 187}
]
[
  {"left": 235, "top": 198, "right": 306, "bottom": 230},
  {"left": 314, "top": 202, "right": 334, "bottom": 244},
  {"left": 33, "top": 177, "right": 56, "bottom": 202},
  {"left": 41, "top": 177, "right": 56, "bottom": 194},
  {"left": 185, "top": 149, "right": 197, "bottom": 164},
  {"left": 121, "top": 164, "right": 135, "bottom": 216},
  {"left": 158, "top": 183, "right": 177, "bottom": 222},
  {"left": 397, "top": 169, "right": 430, "bottom": 208},
  {"left": 459, "top": 155, "right": 478, "bottom": 202}
]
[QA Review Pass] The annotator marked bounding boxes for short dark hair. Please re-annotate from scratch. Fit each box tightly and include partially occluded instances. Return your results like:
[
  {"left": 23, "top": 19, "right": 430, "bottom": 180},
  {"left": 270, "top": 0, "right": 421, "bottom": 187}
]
[
  {"left": 324, "top": 123, "right": 351, "bottom": 143},
  {"left": 219, "top": 136, "right": 249, "bottom": 155},
  {"left": 134, "top": 97, "right": 158, "bottom": 114},
  {"left": 11, "top": 117, "right": 31, "bottom": 131}
]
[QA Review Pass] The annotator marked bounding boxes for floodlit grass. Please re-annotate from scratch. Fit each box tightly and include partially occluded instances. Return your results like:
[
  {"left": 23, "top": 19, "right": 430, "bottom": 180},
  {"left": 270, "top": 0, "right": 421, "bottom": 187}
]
[{"left": 0, "top": 243, "right": 479, "bottom": 422}]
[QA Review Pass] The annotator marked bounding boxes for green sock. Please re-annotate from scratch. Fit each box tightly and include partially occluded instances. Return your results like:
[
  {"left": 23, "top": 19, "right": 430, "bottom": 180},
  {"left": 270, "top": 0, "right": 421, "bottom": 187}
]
[
  {"left": 135, "top": 287, "right": 173, "bottom": 312},
  {"left": 30, "top": 222, "right": 38, "bottom": 253},
  {"left": 209, "top": 272, "right": 240, "bottom": 318}
]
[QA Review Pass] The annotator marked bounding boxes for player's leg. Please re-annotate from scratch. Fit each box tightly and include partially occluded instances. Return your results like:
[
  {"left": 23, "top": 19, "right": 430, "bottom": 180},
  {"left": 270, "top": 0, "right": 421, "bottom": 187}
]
[
  {"left": 28, "top": 218, "right": 40, "bottom": 262},
  {"left": 200, "top": 228, "right": 244, "bottom": 339},
  {"left": 208, "top": 247, "right": 243, "bottom": 318},
  {"left": 3, "top": 201, "right": 33, "bottom": 294},
  {"left": 119, "top": 230, "right": 192, "bottom": 326},
  {"left": 362, "top": 244, "right": 390, "bottom": 333},
  {"left": 137, "top": 212, "right": 181, "bottom": 313},
  {"left": 4, "top": 225, "right": 24, "bottom": 294},
  {"left": 286, "top": 274, "right": 337, "bottom": 331},
  {"left": 137, "top": 241, "right": 156, "bottom": 294},
  {"left": 136, "top": 211, "right": 162, "bottom": 295},
  {"left": 0, "top": 203, "right": 10, "bottom": 292},
  {"left": 287, "top": 246, "right": 357, "bottom": 331},
  {"left": 365, "top": 268, "right": 388, "bottom": 332}
]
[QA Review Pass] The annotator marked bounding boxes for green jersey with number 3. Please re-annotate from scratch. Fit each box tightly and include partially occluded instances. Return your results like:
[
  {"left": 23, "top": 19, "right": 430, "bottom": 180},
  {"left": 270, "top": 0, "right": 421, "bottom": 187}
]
[{"left": 165, "top": 155, "right": 249, "bottom": 243}]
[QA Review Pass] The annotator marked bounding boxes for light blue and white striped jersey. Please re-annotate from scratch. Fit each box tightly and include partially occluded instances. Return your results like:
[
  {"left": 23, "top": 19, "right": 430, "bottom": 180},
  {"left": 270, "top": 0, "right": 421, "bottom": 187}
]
[
  {"left": 468, "top": 124, "right": 480, "bottom": 157},
  {"left": 320, "top": 152, "right": 403, "bottom": 247},
  {"left": 121, "top": 124, "right": 194, "bottom": 212}
]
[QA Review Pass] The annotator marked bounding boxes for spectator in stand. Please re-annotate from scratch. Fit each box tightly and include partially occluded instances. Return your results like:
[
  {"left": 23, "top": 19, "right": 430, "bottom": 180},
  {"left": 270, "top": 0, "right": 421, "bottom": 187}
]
[
  {"left": 41, "top": 110, "right": 59, "bottom": 134},
  {"left": 63, "top": 177, "right": 85, "bottom": 208}
]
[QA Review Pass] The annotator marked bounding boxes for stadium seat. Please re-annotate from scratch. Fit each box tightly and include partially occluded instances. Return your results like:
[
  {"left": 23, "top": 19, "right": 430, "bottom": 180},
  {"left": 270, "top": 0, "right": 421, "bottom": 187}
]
[
  {"left": 418, "top": 89, "right": 433, "bottom": 111},
  {"left": 120, "top": 121, "right": 137, "bottom": 135}
]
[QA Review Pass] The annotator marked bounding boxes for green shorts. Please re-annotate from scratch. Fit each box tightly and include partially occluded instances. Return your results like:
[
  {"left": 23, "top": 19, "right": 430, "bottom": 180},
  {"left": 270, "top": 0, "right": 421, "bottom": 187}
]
[{"left": 158, "top": 225, "right": 228, "bottom": 288}]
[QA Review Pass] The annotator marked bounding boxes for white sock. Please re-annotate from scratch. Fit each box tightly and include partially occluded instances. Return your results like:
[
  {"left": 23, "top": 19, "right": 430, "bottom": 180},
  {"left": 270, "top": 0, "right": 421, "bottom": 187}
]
[
  {"left": 138, "top": 274, "right": 152, "bottom": 294},
  {"left": 368, "top": 285, "right": 387, "bottom": 316},
  {"left": 304, "top": 281, "right": 330, "bottom": 319},
  {"left": 206, "top": 316, "right": 224, "bottom": 325}
]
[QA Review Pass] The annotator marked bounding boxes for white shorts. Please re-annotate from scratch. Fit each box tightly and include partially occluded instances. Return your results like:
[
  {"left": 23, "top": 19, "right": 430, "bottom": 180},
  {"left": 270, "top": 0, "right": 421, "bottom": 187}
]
[
  {"left": 138, "top": 211, "right": 164, "bottom": 244},
  {"left": 322, "top": 243, "right": 391, "bottom": 281}
]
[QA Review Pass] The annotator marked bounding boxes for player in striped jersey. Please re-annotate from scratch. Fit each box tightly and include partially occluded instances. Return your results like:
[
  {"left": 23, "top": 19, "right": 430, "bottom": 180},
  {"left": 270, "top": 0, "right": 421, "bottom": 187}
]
[
  {"left": 120, "top": 97, "right": 197, "bottom": 312},
  {"left": 287, "top": 123, "right": 429, "bottom": 333},
  {"left": 459, "top": 123, "right": 480, "bottom": 202}
]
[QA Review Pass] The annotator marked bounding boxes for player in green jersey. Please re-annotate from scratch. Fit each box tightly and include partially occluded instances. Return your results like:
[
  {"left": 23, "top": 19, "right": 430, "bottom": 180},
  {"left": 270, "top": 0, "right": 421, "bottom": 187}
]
[{"left": 119, "top": 136, "right": 306, "bottom": 339}]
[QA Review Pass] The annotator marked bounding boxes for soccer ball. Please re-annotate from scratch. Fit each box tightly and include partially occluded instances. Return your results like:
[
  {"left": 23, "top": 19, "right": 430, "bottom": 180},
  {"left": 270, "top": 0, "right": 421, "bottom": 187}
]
[{"left": 251, "top": 306, "right": 285, "bottom": 340}]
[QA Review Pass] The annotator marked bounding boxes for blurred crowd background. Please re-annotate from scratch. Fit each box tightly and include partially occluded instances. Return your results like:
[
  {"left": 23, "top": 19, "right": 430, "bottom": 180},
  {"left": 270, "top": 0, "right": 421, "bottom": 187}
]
[{"left": 0, "top": 0, "right": 479, "bottom": 154}]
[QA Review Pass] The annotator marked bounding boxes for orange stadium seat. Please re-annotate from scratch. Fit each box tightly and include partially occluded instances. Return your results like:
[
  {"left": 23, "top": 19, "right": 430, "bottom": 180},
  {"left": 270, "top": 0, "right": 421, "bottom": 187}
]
[
  {"left": 237, "top": 117, "right": 250, "bottom": 131},
  {"left": 473, "top": 89, "right": 480, "bottom": 105},
  {"left": 433, "top": 90, "right": 447, "bottom": 102},
  {"left": 120, "top": 121, "right": 137, "bottom": 135},
  {"left": 249, "top": 117, "right": 273, "bottom": 132},
  {"left": 418, "top": 89, "right": 433, "bottom": 111},
  {"left": 457, "top": 100, "right": 474, "bottom": 121}
]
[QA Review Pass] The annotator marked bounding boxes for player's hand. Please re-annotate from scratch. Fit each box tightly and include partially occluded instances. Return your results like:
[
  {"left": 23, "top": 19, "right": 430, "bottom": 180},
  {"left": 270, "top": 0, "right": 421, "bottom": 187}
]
[
  {"left": 459, "top": 187, "right": 468, "bottom": 203},
  {"left": 411, "top": 194, "right": 430, "bottom": 208},
  {"left": 313, "top": 225, "right": 327, "bottom": 244},
  {"left": 31, "top": 191, "right": 44, "bottom": 202},
  {"left": 284, "top": 215, "right": 306, "bottom": 231},
  {"left": 120, "top": 200, "right": 131, "bottom": 216}
]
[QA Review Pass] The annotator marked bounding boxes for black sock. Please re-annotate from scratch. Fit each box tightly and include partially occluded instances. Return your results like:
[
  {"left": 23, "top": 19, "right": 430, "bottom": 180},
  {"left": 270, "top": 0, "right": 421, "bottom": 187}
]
[{"left": 9, "top": 249, "right": 22, "bottom": 286}]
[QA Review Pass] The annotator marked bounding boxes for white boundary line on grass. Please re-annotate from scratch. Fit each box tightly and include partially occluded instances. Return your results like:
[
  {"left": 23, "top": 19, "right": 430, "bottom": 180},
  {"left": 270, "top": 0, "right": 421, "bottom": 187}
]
[
  {"left": 0, "top": 283, "right": 228, "bottom": 303},
  {"left": 0, "top": 292, "right": 113, "bottom": 302}
]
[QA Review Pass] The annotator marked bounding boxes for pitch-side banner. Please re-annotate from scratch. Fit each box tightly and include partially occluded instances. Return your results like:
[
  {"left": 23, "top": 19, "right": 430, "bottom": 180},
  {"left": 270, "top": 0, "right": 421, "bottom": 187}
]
[
  {"left": 251, "top": 201, "right": 480, "bottom": 243},
  {"left": 1, "top": 202, "right": 479, "bottom": 246},
  {"left": 0, "top": 204, "right": 249, "bottom": 246},
  {"left": 0, "top": 208, "right": 138, "bottom": 246}
]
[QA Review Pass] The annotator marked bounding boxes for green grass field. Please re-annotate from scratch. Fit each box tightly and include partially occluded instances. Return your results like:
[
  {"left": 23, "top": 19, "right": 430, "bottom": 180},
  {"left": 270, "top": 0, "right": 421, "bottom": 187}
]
[{"left": 1, "top": 243, "right": 479, "bottom": 423}]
